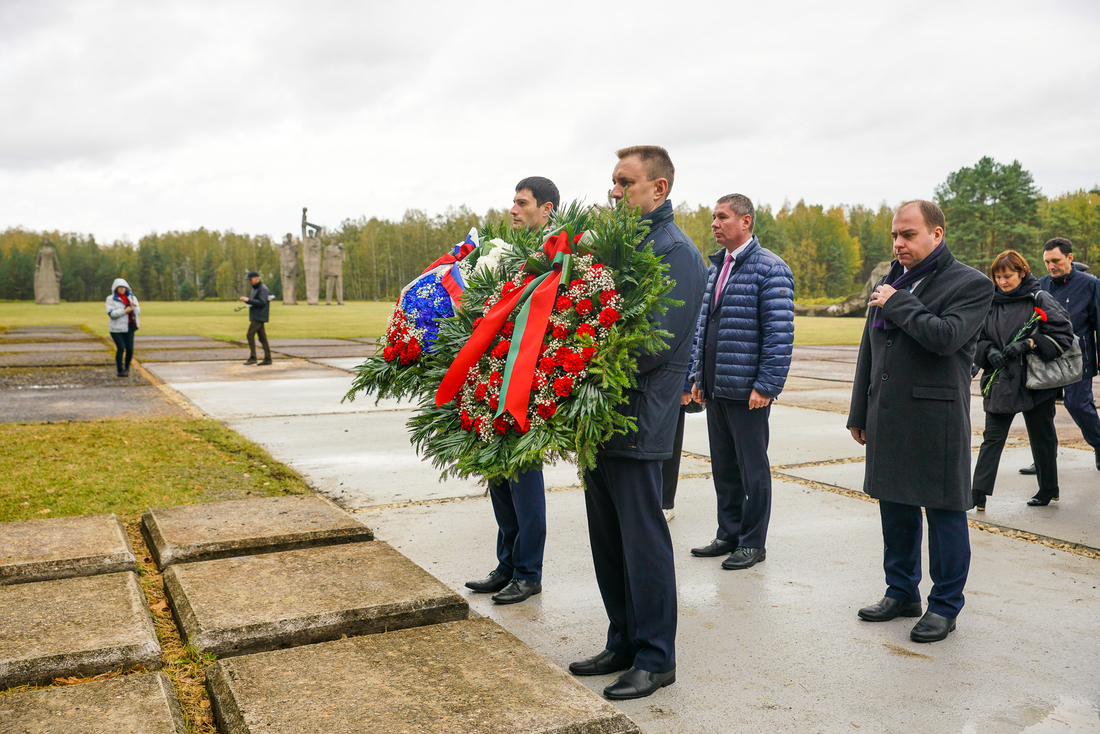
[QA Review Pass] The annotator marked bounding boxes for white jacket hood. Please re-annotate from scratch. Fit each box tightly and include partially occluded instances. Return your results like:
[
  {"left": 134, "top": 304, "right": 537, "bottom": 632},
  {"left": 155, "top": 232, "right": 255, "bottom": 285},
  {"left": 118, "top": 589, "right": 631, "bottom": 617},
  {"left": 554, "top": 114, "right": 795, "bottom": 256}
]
[{"left": 111, "top": 278, "right": 132, "bottom": 294}]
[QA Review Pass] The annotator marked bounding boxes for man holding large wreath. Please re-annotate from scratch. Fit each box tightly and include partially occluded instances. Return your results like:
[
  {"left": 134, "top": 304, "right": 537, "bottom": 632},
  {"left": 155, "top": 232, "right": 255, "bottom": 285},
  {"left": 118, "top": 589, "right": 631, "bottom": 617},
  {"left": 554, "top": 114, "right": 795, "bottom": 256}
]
[{"left": 568, "top": 146, "right": 707, "bottom": 699}]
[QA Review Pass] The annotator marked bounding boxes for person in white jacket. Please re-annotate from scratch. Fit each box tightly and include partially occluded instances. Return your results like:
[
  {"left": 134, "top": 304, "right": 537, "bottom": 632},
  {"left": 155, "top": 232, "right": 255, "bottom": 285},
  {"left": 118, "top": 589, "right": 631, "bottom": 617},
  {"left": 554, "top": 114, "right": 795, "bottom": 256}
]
[{"left": 105, "top": 277, "right": 140, "bottom": 376}]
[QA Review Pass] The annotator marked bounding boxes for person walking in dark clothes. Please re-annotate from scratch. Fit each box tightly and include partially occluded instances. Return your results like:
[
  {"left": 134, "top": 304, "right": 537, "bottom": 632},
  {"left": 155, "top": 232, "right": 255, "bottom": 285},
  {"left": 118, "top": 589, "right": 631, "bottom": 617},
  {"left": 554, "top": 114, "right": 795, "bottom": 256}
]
[
  {"left": 972, "top": 251, "right": 1074, "bottom": 510},
  {"left": 106, "top": 277, "right": 140, "bottom": 377},
  {"left": 240, "top": 271, "right": 272, "bottom": 365}
]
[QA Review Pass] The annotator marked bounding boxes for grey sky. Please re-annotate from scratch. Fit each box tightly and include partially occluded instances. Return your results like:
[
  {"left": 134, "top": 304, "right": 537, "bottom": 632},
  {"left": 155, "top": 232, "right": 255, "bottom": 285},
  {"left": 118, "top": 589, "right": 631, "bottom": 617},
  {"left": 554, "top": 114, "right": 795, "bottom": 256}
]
[{"left": 2, "top": 0, "right": 1098, "bottom": 243}]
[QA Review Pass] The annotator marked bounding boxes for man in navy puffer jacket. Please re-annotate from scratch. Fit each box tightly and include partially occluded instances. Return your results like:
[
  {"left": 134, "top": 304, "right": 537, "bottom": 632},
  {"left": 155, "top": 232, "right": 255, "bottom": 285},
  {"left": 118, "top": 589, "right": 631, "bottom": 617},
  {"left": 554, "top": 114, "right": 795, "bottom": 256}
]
[{"left": 689, "top": 194, "right": 794, "bottom": 570}]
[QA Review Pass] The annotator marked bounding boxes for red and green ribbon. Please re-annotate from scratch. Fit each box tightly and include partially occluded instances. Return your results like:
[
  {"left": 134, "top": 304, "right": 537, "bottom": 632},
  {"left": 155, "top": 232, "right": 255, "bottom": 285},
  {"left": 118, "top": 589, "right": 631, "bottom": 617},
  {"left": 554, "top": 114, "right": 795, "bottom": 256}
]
[{"left": 435, "top": 231, "right": 581, "bottom": 431}]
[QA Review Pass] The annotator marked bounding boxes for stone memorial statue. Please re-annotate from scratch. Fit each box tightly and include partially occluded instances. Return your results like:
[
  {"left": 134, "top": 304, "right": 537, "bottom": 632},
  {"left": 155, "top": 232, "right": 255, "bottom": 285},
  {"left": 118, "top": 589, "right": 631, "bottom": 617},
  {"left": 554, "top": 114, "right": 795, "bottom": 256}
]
[
  {"left": 34, "top": 238, "right": 62, "bottom": 305},
  {"left": 323, "top": 235, "right": 346, "bottom": 305},
  {"left": 301, "top": 207, "right": 323, "bottom": 306},
  {"left": 279, "top": 233, "right": 300, "bottom": 305}
]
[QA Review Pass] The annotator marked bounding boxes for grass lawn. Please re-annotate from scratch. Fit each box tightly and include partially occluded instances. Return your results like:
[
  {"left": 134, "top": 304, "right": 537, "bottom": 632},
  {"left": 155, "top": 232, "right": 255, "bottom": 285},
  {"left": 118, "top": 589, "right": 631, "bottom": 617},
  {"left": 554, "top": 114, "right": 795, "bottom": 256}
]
[
  {"left": 0, "top": 417, "right": 310, "bottom": 523},
  {"left": 1, "top": 301, "right": 865, "bottom": 344}
]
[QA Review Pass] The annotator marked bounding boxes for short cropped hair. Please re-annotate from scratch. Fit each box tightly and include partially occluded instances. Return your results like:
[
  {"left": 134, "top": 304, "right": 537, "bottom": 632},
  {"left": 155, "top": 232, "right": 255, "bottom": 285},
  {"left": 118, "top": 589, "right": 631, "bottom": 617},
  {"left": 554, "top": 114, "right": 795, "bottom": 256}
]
[
  {"left": 898, "top": 200, "right": 946, "bottom": 233},
  {"left": 515, "top": 176, "right": 560, "bottom": 212},
  {"left": 1044, "top": 237, "right": 1073, "bottom": 255},
  {"left": 990, "top": 250, "right": 1031, "bottom": 279},
  {"left": 616, "top": 145, "right": 675, "bottom": 194},
  {"left": 716, "top": 193, "right": 755, "bottom": 233}
]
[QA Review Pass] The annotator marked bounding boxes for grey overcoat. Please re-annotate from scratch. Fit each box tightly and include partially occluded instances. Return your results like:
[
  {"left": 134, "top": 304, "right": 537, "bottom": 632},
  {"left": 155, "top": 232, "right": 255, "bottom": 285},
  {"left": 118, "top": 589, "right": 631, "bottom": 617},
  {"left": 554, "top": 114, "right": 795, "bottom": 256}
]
[{"left": 847, "top": 247, "right": 994, "bottom": 511}]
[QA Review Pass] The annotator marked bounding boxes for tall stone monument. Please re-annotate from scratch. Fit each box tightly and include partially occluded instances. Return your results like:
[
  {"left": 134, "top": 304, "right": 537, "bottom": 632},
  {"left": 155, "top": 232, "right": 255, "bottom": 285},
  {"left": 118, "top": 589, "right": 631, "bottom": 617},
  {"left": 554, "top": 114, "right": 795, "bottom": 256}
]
[
  {"left": 301, "top": 207, "right": 323, "bottom": 306},
  {"left": 323, "top": 235, "right": 346, "bottom": 305},
  {"left": 34, "top": 238, "right": 62, "bottom": 305},
  {"left": 279, "top": 233, "right": 300, "bottom": 305}
]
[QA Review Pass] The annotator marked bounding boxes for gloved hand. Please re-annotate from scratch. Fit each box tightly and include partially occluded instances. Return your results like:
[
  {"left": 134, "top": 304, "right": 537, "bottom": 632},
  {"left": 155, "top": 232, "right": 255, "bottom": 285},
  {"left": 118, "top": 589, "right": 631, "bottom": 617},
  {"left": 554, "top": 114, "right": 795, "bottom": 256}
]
[
  {"left": 986, "top": 346, "right": 1006, "bottom": 370},
  {"left": 1003, "top": 340, "right": 1031, "bottom": 360}
]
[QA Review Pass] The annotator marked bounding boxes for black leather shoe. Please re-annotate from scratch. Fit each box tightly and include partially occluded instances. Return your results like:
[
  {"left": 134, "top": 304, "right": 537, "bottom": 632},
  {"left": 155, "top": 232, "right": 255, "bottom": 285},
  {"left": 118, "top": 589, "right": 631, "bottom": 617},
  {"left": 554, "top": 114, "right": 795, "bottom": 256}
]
[
  {"left": 691, "top": 539, "right": 737, "bottom": 557},
  {"left": 244, "top": 358, "right": 258, "bottom": 365},
  {"left": 910, "top": 611, "right": 956, "bottom": 642},
  {"left": 1094, "top": 449, "right": 1099, "bottom": 471},
  {"left": 721, "top": 547, "right": 766, "bottom": 570},
  {"left": 1027, "top": 489, "right": 1059, "bottom": 506},
  {"left": 568, "top": 649, "right": 633, "bottom": 676},
  {"left": 1019, "top": 463, "right": 1037, "bottom": 475},
  {"left": 972, "top": 490, "right": 986, "bottom": 511},
  {"left": 465, "top": 570, "right": 510, "bottom": 593},
  {"left": 603, "top": 667, "right": 675, "bottom": 700},
  {"left": 259, "top": 358, "right": 272, "bottom": 365},
  {"left": 491, "top": 579, "right": 541, "bottom": 604},
  {"left": 857, "top": 596, "right": 923, "bottom": 621}
]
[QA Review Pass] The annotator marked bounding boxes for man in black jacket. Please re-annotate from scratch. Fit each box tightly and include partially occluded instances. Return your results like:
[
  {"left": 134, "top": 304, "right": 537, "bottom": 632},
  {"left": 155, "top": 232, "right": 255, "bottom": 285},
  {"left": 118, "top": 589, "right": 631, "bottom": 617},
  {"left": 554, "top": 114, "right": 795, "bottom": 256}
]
[
  {"left": 568, "top": 146, "right": 706, "bottom": 700},
  {"left": 240, "top": 271, "right": 272, "bottom": 365}
]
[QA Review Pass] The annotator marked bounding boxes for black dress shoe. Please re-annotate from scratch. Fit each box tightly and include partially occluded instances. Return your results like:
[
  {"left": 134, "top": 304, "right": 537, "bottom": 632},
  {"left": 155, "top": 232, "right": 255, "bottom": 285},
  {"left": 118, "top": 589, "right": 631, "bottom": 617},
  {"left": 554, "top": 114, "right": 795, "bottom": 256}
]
[
  {"left": 259, "top": 358, "right": 272, "bottom": 365},
  {"left": 690, "top": 539, "right": 737, "bottom": 557},
  {"left": 972, "top": 489, "right": 986, "bottom": 511},
  {"left": 1027, "top": 489, "right": 1059, "bottom": 506},
  {"left": 910, "top": 611, "right": 956, "bottom": 642},
  {"left": 721, "top": 547, "right": 765, "bottom": 570},
  {"left": 857, "top": 596, "right": 923, "bottom": 622},
  {"left": 491, "top": 579, "right": 541, "bottom": 604},
  {"left": 1019, "top": 463, "right": 1037, "bottom": 475},
  {"left": 244, "top": 358, "right": 258, "bottom": 365},
  {"left": 465, "top": 570, "right": 510, "bottom": 593},
  {"left": 603, "top": 667, "right": 675, "bottom": 700},
  {"left": 568, "top": 649, "right": 633, "bottom": 676}
]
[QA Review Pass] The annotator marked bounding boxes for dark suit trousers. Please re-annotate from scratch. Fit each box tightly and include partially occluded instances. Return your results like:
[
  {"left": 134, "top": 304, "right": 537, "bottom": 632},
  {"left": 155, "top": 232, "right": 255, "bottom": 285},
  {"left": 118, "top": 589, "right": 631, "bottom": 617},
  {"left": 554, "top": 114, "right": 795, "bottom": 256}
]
[
  {"left": 706, "top": 399, "right": 772, "bottom": 549},
  {"left": 973, "top": 397, "right": 1059, "bottom": 495},
  {"left": 879, "top": 500, "right": 970, "bottom": 618},
  {"left": 1063, "top": 378, "right": 1100, "bottom": 449},
  {"left": 246, "top": 321, "right": 270, "bottom": 359},
  {"left": 660, "top": 405, "right": 687, "bottom": 509},
  {"left": 489, "top": 469, "right": 546, "bottom": 583},
  {"left": 584, "top": 455, "right": 676, "bottom": 674}
]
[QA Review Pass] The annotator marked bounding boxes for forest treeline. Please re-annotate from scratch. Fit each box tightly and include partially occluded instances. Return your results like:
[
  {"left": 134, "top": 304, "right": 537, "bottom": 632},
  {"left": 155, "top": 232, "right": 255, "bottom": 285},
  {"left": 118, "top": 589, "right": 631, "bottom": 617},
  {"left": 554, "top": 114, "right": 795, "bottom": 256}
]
[{"left": 1, "top": 157, "right": 1097, "bottom": 302}]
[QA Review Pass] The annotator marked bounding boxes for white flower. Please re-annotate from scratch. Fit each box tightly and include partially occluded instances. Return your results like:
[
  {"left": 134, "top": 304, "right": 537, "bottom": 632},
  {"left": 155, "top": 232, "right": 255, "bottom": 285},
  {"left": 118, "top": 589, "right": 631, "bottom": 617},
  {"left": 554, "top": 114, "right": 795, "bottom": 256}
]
[{"left": 475, "top": 238, "right": 513, "bottom": 274}]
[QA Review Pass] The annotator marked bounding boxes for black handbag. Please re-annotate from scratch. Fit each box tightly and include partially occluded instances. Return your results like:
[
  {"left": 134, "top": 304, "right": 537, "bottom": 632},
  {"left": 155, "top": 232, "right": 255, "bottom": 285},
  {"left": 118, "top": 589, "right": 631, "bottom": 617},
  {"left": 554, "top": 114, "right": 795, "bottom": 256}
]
[{"left": 1025, "top": 333, "right": 1084, "bottom": 390}]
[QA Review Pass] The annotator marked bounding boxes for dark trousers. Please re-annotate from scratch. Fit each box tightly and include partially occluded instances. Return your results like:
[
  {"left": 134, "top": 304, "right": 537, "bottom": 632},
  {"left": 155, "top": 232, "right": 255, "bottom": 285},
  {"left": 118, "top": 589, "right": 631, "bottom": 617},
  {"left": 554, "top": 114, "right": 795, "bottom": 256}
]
[
  {"left": 660, "top": 405, "right": 687, "bottom": 509},
  {"left": 246, "top": 321, "right": 270, "bottom": 360},
  {"left": 973, "top": 397, "right": 1059, "bottom": 495},
  {"left": 1063, "top": 378, "right": 1100, "bottom": 449},
  {"left": 110, "top": 328, "right": 135, "bottom": 373},
  {"left": 879, "top": 500, "right": 970, "bottom": 618},
  {"left": 706, "top": 398, "right": 772, "bottom": 548},
  {"left": 488, "top": 469, "right": 546, "bottom": 583},
  {"left": 584, "top": 455, "right": 676, "bottom": 674}
]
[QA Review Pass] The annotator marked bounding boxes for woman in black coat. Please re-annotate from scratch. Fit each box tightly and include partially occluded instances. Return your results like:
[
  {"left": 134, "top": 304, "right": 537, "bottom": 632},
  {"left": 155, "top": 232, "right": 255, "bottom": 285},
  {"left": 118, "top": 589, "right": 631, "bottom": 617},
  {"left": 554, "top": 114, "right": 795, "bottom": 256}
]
[{"left": 972, "top": 251, "right": 1075, "bottom": 509}]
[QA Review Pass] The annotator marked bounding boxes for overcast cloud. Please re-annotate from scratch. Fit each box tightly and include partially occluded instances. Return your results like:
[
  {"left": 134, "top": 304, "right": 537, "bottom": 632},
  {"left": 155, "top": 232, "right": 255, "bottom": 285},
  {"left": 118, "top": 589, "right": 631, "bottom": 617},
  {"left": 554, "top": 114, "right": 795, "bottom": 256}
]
[{"left": 2, "top": 0, "right": 1098, "bottom": 243}]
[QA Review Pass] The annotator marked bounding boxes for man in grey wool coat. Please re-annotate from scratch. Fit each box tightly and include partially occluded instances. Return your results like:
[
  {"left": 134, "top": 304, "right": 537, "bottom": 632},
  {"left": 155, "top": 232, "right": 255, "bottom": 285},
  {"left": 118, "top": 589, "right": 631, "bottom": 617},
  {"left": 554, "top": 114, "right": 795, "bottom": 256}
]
[{"left": 847, "top": 200, "right": 994, "bottom": 643}]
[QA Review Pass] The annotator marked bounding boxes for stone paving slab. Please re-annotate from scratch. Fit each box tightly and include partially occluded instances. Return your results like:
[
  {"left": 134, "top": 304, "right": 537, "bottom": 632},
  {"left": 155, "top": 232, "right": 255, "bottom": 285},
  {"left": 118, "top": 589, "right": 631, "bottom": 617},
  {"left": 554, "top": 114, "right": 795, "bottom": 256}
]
[
  {"left": 1, "top": 513, "right": 136, "bottom": 585},
  {"left": 204, "top": 617, "right": 639, "bottom": 734},
  {"left": 270, "top": 345, "right": 374, "bottom": 358},
  {"left": 264, "top": 338, "right": 362, "bottom": 347},
  {"left": 132, "top": 339, "right": 233, "bottom": 350},
  {"left": 311, "top": 357, "right": 365, "bottom": 372},
  {"left": 133, "top": 334, "right": 209, "bottom": 341},
  {"left": 791, "top": 345, "right": 859, "bottom": 362},
  {"left": 0, "top": 572, "right": 161, "bottom": 688},
  {"left": 0, "top": 671, "right": 186, "bottom": 733},
  {"left": 0, "top": 341, "right": 109, "bottom": 352},
  {"left": 141, "top": 494, "right": 374, "bottom": 569},
  {"left": 167, "top": 376, "right": 370, "bottom": 418},
  {"left": 346, "top": 336, "right": 378, "bottom": 343},
  {"left": 0, "top": 351, "right": 112, "bottom": 367},
  {"left": 786, "top": 359, "right": 858, "bottom": 381},
  {"left": 0, "top": 367, "right": 188, "bottom": 423},
  {"left": 145, "top": 358, "right": 340, "bottom": 384},
  {"left": 138, "top": 347, "right": 263, "bottom": 362},
  {"left": 163, "top": 541, "right": 469, "bottom": 657}
]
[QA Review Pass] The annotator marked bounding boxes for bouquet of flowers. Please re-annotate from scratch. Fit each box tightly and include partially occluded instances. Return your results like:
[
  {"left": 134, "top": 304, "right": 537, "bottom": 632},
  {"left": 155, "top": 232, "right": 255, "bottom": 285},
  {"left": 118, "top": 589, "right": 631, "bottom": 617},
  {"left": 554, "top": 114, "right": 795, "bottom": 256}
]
[{"left": 981, "top": 305, "right": 1047, "bottom": 396}]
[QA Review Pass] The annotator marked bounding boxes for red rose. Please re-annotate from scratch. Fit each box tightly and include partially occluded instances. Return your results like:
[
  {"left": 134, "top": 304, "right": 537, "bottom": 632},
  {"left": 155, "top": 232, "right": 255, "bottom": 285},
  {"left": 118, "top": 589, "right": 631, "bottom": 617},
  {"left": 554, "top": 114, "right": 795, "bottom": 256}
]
[
  {"left": 501, "top": 321, "right": 515, "bottom": 337},
  {"left": 576, "top": 323, "right": 596, "bottom": 339},
  {"left": 489, "top": 394, "right": 499, "bottom": 410},
  {"left": 536, "top": 401, "right": 556, "bottom": 419},
  {"left": 538, "top": 356, "right": 556, "bottom": 373},
  {"left": 491, "top": 340, "right": 511, "bottom": 359},
  {"left": 493, "top": 416, "right": 508, "bottom": 434},
  {"left": 474, "top": 383, "right": 488, "bottom": 401},
  {"left": 556, "top": 295, "right": 573, "bottom": 311},
  {"left": 382, "top": 346, "right": 397, "bottom": 361},
  {"left": 553, "top": 376, "right": 573, "bottom": 397},
  {"left": 581, "top": 346, "right": 597, "bottom": 361},
  {"left": 562, "top": 353, "right": 585, "bottom": 374},
  {"left": 460, "top": 410, "right": 473, "bottom": 431},
  {"left": 489, "top": 371, "right": 503, "bottom": 387},
  {"left": 599, "top": 307, "right": 619, "bottom": 328},
  {"left": 575, "top": 298, "right": 593, "bottom": 316},
  {"left": 600, "top": 289, "right": 618, "bottom": 306},
  {"left": 553, "top": 324, "right": 569, "bottom": 339}
]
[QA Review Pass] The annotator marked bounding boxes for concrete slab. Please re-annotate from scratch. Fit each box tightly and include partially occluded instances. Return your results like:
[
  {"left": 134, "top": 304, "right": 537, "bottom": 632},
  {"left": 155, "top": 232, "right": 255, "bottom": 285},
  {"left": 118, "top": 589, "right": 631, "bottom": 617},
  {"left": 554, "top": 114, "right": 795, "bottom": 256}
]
[
  {"left": 264, "top": 338, "right": 362, "bottom": 347},
  {"left": 0, "top": 367, "right": 188, "bottom": 423},
  {"left": 0, "top": 572, "right": 161, "bottom": 688},
  {"left": 346, "top": 336, "right": 378, "bottom": 343},
  {"left": 0, "top": 341, "right": 109, "bottom": 352},
  {"left": 144, "top": 358, "right": 341, "bottom": 384},
  {"left": 141, "top": 494, "right": 374, "bottom": 569},
  {"left": 787, "top": 446, "right": 1100, "bottom": 549},
  {"left": 162, "top": 541, "right": 469, "bottom": 657},
  {"left": 271, "top": 345, "right": 374, "bottom": 358},
  {"left": 132, "top": 334, "right": 209, "bottom": 341},
  {"left": 786, "top": 360, "right": 857, "bottom": 381},
  {"left": 138, "top": 347, "right": 261, "bottom": 362},
  {"left": 204, "top": 617, "right": 639, "bottom": 734},
  {"left": 166, "top": 376, "right": 363, "bottom": 418},
  {"left": 364, "top": 478, "right": 1100, "bottom": 734},
  {"left": 0, "top": 513, "right": 136, "bottom": 585},
  {"left": 312, "top": 357, "right": 365, "bottom": 371},
  {"left": 0, "top": 671, "right": 186, "bottom": 733},
  {"left": 132, "top": 339, "right": 232, "bottom": 350},
  {"left": 0, "top": 351, "right": 112, "bottom": 367},
  {"left": 791, "top": 345, "right": 859, "bottom": 362}
]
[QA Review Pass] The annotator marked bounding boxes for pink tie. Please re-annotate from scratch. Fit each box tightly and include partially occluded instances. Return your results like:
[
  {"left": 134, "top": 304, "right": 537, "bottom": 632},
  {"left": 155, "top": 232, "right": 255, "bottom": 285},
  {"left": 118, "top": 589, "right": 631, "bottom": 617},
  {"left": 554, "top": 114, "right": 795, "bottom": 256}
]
[{"left": 713, "top": 251, "right": 734, "bottom": 306}]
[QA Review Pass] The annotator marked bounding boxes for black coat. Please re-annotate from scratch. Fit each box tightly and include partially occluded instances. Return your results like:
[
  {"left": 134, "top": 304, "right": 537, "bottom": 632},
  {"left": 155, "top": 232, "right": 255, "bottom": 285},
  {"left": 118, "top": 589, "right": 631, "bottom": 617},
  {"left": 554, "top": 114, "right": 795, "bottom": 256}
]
[
  {"left": 974, "top": 277, "right": 1074, "bottom": 415},
  {"left": 600, "top": 200, "right": 707, "bottom": 461},
  {"left": 246, "top": 282, "right": 271, "bottom": 322},
  {"left": 848, "top": 246, "right": 994, "bottom": 511},
  {"left": 1040, "top": 268, "right": 1100, "bottom": 380}
]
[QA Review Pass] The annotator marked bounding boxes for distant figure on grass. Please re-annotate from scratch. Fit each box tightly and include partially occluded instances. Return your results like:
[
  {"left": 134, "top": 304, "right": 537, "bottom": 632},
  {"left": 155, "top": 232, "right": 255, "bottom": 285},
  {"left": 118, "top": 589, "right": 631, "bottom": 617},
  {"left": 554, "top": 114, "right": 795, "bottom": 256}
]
[
  {"left": 106, "top": 277, "right": 140, "bottom": 377},
  {"left": 847, "top": 200, "right": 993, "bottom": 643},
  {"left": 689, "top": 193, "right": 794, "bottom": 570},
  {"left": 240, "top": 271, "right": 272, "bottom": 366},
  {"left": 971, "top": 251, "right": 1073, "bottom": 511},
  {"left": 280, "top": 233, "right": 299, "bottom": 305},
  {"left": 323, "top": 236, "right": 346, "bottom": 306},
  {"left": 34, "top": 239, "right": 62, "bottom": 305},
  {"left": 465, "top": 176, "right": 559, "bottom": 607},
  {"left": 302, "top": 207, "right": 323, "bottom": 306}
]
